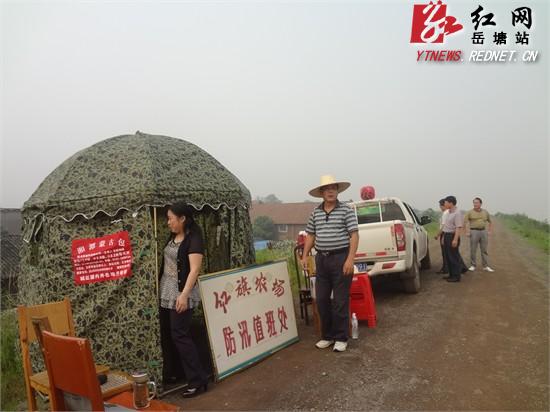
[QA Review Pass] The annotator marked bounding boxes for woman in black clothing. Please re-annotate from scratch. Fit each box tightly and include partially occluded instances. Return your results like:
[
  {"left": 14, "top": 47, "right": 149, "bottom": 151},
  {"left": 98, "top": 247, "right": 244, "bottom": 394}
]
[{"left": 159, "top": 202, "right": 208, "bottom": 397}]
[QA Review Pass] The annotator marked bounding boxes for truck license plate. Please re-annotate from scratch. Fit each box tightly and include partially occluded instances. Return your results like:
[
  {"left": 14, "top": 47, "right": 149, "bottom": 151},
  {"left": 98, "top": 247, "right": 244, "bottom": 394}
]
[{"left": 356, "top": 262, "right": 369, "bottom": 273}]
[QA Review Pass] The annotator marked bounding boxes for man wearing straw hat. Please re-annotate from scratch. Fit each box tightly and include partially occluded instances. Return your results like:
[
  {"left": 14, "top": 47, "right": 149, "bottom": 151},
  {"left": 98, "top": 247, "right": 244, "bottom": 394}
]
[{"left": 301, "top": 175, "right": 359, "bottom": 352}]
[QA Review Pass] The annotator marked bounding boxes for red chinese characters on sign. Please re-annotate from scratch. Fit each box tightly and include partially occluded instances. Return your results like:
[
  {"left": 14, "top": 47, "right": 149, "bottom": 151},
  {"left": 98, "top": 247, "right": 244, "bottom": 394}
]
[
  {"left": 221, "top": 305, "right": 291, "bottom": 358},
  {"left": 236, "top": 276, "right": 251, "bottom": 297},
  {"left": 265, "top": 310, "right": 277, "bottom": 338},
  {"left": 223, "top": 326, "right": 237, "bottom": 357},
  {"left": 71, "top": 231, "right": 132, "bottom": 285},
  {"left": 253, "top": 315, "right": 265, "bottom": 343},
  {"left": 410, "top": 1, "right": 463, "bottom": 44},
  {"left": 214, "top": 291, "right": 231, "bottom": 314},
  {"left": 238, "top": 320, "right": 252, "bottom": 350},
  {"left": 255, "top": 272, "right": 267, "bottom": 293},
  {"left": 272, "top": 278, "right": 285, "bottom": 297},
  {"left": 278, "top": 306, "right": 288, "bottom": 332}
]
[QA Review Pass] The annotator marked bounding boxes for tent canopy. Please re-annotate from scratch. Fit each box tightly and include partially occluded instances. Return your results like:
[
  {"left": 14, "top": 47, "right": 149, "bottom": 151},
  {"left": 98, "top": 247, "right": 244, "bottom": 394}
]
[{"left": 23, "top": 131, "right": 251, "bottom": 221}]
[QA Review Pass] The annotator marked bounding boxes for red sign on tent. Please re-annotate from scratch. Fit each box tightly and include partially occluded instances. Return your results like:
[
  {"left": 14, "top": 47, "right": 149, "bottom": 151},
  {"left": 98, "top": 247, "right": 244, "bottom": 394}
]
[{"left": 71, "top": 231, "right": 133, "bottom": 285}]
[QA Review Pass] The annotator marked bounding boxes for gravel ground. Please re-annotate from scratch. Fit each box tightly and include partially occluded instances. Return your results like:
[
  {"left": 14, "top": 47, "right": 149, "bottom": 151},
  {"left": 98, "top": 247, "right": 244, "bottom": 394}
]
[{"left": 166, "top": 220, "right": 548, "bottom": 411}]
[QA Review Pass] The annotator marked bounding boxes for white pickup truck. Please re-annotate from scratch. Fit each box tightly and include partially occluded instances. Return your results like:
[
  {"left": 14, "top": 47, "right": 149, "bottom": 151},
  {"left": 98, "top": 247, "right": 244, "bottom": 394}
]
[{"left": 352, "top": 197, "right": 432, "bottom": 293}]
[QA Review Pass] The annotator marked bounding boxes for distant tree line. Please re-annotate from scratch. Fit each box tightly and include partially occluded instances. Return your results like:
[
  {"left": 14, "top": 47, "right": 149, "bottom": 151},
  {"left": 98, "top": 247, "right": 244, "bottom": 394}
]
[
  {"left": 253, "top": 216, "right": 276, "bottom": 240},
  {"left": 254, "top": 194, "right": 282, "bottom": 204}
]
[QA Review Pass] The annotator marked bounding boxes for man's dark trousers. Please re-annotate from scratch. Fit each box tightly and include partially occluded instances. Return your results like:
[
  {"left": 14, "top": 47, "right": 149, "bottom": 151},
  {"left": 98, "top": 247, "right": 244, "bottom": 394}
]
[
  {"left": 315, "top": 250, "right": 353, "bottom": 342},
  {"left": 443, "top": 233, "right": 463, "bottom": 280},
  {"left": 439, "top": 236, "right": 448, "bottom": 272}
]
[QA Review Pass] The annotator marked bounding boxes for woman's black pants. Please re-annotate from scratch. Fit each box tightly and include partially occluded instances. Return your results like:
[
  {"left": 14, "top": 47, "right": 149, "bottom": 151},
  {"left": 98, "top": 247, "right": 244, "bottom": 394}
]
[{"left": 160, "top": 307, "right": 208, "bottom": 389}]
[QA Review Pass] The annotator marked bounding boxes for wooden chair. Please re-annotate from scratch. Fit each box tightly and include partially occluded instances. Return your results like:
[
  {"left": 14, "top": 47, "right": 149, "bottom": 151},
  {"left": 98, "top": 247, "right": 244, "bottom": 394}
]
[
  {"left": 31, "top": 316, "right": 52, "bottom": 350},
  {"left": 294, "top": 247, "right": 316, "bottom": 325},
  {"left": 41, "top": 331, "right": 136, "bottom": 411},
  {"left": 17, "top": 298, "right": 109, "bottom": 410},
  {"left": 41, "top": 331, "right": 105, "bottom": 411}
]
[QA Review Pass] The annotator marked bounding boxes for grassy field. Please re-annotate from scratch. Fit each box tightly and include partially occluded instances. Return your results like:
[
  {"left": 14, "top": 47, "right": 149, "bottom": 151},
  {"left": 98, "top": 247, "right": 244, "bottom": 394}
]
[
  {"left": 1, "top": 308, "right": 26, "bottom": 411},
  {"left": 496, "top": 213, "right": 549, "bottom": 254},
  {"left": 424, "top": 212, "right": 549, "bottom": 255}
]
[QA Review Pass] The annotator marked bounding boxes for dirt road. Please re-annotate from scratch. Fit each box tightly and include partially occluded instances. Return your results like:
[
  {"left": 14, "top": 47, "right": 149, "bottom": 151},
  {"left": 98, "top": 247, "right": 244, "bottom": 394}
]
[{"left": 167, "top": 221, "right": 548, "bottom": 410}]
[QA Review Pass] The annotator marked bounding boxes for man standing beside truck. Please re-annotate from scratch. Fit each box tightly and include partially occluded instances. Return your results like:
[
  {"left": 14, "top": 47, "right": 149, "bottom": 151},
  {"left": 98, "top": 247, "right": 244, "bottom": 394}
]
[
  {"left": 435, "top": 198, "right": 450, "bottom": 274},
  {"left": 464, "top": 197, "right": 495, "bottom": 272},
  {"left": 301, "top": 175, "right": 359, "bottom": 353},
  {"left": 436, "top": 198, "right": 468, "bottom": 276},
  {"left": 442, "top": 195, "right": 465, "bottom": 283}
]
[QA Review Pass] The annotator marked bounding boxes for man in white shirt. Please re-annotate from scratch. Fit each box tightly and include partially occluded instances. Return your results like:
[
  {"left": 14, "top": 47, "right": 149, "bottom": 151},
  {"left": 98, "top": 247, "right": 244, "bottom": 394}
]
[
  {"left": 434, "top": 199, "right": 449, "bottom": 274},
  {"left": 435, "top": 198, "right": 468, "bottom": 277}
]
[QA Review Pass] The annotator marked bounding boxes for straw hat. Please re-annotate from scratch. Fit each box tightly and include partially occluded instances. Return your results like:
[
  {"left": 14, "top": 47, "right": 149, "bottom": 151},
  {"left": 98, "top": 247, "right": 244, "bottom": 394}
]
[{"left": 308, "top": 175, "right": 351, "bottom": 198}]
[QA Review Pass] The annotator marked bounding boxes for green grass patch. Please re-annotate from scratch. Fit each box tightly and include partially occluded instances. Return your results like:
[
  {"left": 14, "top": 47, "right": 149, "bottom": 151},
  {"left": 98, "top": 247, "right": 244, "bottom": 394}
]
[
  {"left": 496, "top": 213, "right": 549, "bottom": 254},
  {"left": 1, "top": 308, "right": 26, "bottom": 411},
  {"left": 424, "top": 221, "right": 440, "bottom": 238}
]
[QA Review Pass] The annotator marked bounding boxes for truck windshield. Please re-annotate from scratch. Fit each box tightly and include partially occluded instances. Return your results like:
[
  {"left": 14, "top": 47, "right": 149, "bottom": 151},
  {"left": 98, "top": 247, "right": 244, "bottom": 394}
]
[{"left": 356, "top": 201, "right": 406, "bottom": 224}]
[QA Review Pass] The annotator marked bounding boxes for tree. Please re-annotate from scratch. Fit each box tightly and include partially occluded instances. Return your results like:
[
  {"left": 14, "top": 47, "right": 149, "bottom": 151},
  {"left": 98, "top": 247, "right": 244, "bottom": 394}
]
[
  {"left": 254, "top": 194, "right": 282, "bottom": 204},
  {"left": 253, "top": 216, "right": 276, "bottom": 240},
  {"left": 419, "top": 208, "right": 439, "bottom": 221},
  {"left": 263, "top": 194, "right": 282, "bottom": 204}
]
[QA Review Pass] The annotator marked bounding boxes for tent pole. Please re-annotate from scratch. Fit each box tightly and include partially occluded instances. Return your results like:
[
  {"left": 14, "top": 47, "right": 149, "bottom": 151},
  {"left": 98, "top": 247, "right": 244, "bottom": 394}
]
[{"left": 154, "top": 207, "right": 159, "bottom": 298}]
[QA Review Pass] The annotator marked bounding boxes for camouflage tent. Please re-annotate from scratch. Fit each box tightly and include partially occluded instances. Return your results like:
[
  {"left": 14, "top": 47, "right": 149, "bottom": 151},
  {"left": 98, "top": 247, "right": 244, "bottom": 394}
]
[{"left": 18, "top": 132, "right": 255, "bottom": 387}]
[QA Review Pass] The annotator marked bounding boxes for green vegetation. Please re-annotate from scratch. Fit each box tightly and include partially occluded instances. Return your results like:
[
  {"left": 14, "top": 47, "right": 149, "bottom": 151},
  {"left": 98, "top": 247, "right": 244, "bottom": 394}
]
[
  {"left": 1, "top": 308, "right": 25, "bottom": 411},
  {"left": 254, "top": 194, "right": 282, "bottom": 204},
  {"left": 424, "top": 221, "right": 440, "bottom": 238},
  {"left": 252, "top": 216, "right": 276, "bottom": 240},
  {"left": 496, "top": 213, "right": 549, "bottom": 254},
  {"left": 417, "top": 209, "right": 440, "bottom": 238},
  {"left": 419, "top": 208, "right": 439, "bottom": 222},
  {"left": 255, "top": 242, "right": 299, "bottom": 294}
]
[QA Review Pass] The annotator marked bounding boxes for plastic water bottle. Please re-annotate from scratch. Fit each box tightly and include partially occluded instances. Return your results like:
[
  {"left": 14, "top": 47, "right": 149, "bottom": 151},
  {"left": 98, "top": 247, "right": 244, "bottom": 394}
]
[{"left": 351, "top": 313, "right": 359, "bottom": 339}]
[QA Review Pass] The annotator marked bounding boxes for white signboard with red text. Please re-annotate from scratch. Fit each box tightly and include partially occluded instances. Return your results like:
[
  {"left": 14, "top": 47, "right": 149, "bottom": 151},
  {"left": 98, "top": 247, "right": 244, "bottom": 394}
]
[
  {"left": 71, "top": 231, "right": 133, "bottom": 285},
  {"left": 199, "top": 260, "right": 298, "bottom": 380}
]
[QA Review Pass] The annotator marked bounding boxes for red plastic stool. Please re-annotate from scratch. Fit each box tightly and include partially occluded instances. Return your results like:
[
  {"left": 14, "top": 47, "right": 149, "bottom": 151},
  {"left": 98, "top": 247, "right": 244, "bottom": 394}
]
[{"left": 350, "top": 272, "right": 377, "bottom": 328}]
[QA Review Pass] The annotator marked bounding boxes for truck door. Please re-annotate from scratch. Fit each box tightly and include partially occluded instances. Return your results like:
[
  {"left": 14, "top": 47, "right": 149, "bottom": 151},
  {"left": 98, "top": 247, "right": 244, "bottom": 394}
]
[{"left": 403, "top": 203, "right": 427, "bottom": 260}]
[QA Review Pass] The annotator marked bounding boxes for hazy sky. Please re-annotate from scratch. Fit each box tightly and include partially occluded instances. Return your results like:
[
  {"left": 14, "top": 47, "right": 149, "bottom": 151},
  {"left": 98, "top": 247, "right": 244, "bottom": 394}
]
[{"left": 2, "top": 0, "right": 548, "bottom": 220}]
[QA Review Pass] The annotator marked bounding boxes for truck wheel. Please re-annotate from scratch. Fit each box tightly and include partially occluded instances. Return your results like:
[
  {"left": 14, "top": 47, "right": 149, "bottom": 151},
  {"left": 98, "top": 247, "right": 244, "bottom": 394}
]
[
  {"left": 402, "top": 252, "right": 420, "bottom": 293},
  {"left": 420, "top": 247, "right": 431, "bottom": 270}
]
